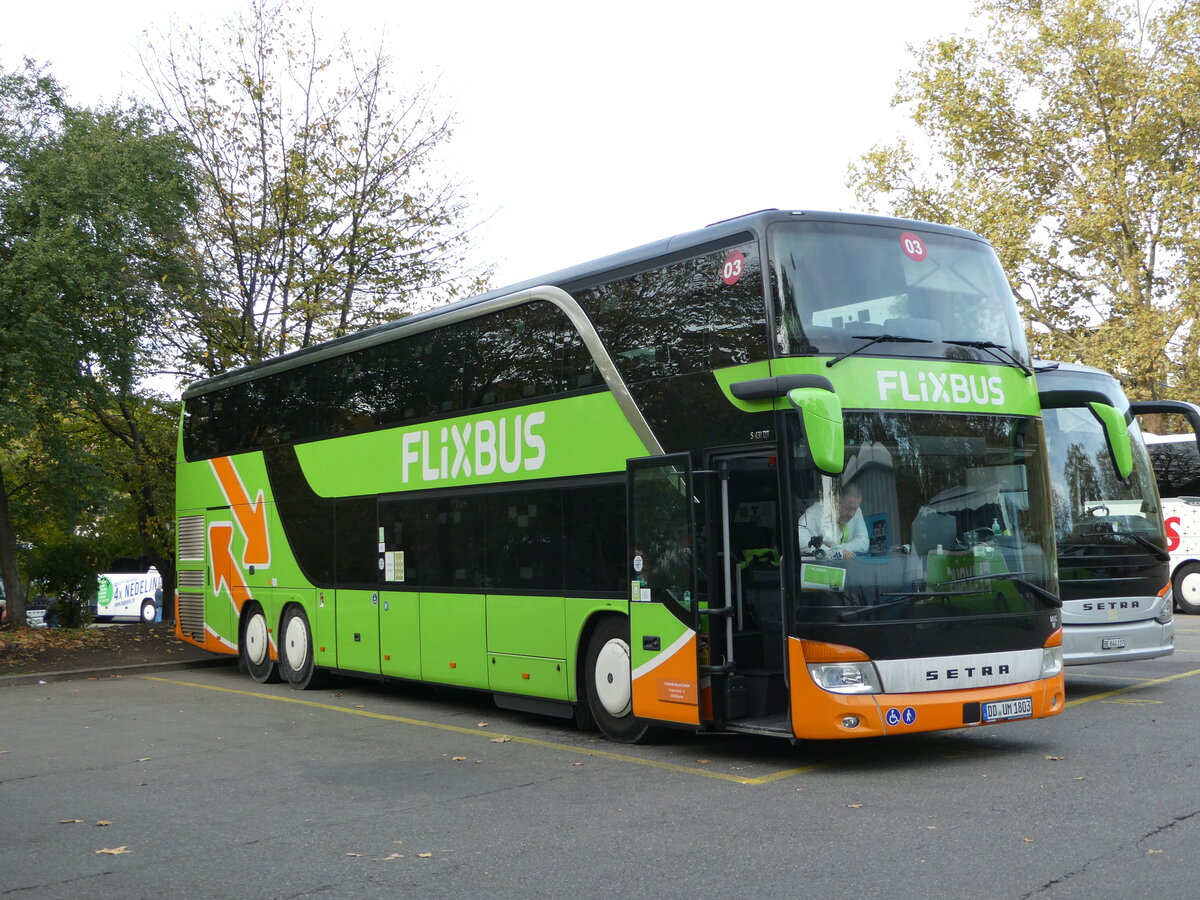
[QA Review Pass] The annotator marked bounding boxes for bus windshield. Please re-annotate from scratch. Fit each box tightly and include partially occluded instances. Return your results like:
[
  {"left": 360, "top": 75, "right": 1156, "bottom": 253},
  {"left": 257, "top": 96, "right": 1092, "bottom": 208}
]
[
  {"left": 1045, "top": 407, "right": 1165, "bottom": 546},
  {"left": 787, "top": 411, "right": 1056, "bottom": 621},
  {"left": 770, "top": 220, "right": 1029, "bottom": 362}
]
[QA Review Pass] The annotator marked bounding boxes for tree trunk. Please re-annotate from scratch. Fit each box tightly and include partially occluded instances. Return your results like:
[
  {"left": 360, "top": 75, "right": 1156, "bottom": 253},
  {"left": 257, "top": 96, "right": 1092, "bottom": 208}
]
[{"left": 0, "top": 463, "right": 27, "bottom": 627}]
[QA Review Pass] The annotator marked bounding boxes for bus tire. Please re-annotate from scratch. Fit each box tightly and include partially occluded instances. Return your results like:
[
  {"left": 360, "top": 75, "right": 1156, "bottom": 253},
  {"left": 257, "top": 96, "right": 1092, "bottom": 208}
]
[
  {"left": 240, "top": 602, "right": 280, "bottom": 683},
  {"left": 278, "top": 605, "right": 328, "bottom": 690},
  {"left": 140, "top": 600, "right": 156, "bottom": 623},
  {"left": 584, "top": 616, "right": 649, "bottom": 744},
  {"left": 1173, "top": 562, "right": 1200, "bottom": 614}
]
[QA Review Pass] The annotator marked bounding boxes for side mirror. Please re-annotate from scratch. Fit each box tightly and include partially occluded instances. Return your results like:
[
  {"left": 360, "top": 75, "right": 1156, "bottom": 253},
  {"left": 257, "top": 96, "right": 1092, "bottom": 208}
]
[
  {"left": 1039, "top": 388, "right": 1132, "bottom": 480},
  {"left": 1130, "top": 400, "right": 1200, "bottom": 456},
  {"left": 1087, "top": 402, "right": 1133, "bottom": 480},
  {"left": 787, "top": 387, "right": 844, "bottom": 476}
]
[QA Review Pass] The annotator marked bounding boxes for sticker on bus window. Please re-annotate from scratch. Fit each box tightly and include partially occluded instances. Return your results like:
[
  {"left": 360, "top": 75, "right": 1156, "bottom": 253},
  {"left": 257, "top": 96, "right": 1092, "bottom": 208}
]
[
  {"left": 899, "top": 232, "right": 927, "bottom": 261},
  {"left": 722, "top": 250, "right": 745, "bottom": 286},
  {"left": 800, "top": 563, "right": 846, "bottom": 591}
]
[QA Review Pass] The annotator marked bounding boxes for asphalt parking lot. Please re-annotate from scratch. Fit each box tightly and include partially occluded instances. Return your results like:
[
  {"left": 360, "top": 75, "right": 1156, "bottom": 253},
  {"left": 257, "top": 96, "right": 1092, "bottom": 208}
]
[{"left": 3, "top": 622, "right": 1200, "bottom": 900}]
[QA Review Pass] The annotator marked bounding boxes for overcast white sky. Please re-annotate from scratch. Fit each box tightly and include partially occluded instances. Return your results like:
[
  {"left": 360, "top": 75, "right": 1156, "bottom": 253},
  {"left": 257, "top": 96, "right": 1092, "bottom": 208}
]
[{"left": 3, "top": 0, "right": 978, "bottom": 288}]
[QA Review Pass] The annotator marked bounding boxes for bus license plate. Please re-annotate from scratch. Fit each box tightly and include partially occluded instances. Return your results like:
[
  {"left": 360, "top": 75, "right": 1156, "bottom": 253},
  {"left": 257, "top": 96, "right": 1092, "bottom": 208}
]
[
  {"left": 982, "top": 697, "right": 1032, "bottom": 722},
  {"left": 1102, "top": 637, "right": 1126, "bottom": 650}
]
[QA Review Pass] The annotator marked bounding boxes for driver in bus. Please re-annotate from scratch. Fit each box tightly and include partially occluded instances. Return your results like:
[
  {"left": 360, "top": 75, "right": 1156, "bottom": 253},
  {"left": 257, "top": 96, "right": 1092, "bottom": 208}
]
[{"left": 798, "top": 482, "right": 869, "bottom": 558}]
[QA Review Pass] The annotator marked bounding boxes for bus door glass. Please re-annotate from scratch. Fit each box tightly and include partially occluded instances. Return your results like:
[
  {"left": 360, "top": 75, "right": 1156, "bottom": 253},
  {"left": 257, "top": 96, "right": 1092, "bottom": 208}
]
[
  {"left": 627, "top": 454, "right": 702, "bottom": 726},
  {"left": 711, "top": 452, "right": 789, "bottom": 728}
]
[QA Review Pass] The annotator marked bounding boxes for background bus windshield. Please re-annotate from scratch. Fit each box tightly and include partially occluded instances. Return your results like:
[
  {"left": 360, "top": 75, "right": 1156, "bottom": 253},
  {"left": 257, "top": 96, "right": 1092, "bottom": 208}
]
[
  {"left": 771, "top": 221, "right": 1029, "bottom": 360},
  {"left": 788, "top": 411, "right": 1056, "bottom": 619}
]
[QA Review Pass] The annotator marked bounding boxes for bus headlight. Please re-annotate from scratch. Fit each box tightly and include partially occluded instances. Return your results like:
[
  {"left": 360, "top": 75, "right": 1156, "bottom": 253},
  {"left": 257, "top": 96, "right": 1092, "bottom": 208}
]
[
  {"left": 807, "top": 661, "right": 882, "bottom": 694},
  {"left": 1041, "top": 645, "right": 1063, "bottom": 678},
  {"left": 1156, "top": 587, "right": 1174, "bottom": 625}
]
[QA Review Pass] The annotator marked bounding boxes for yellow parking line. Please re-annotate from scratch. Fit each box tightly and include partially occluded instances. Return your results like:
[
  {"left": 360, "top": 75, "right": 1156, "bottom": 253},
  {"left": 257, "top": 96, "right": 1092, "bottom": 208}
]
[
  {"left": 1065, "top": 666, "right": 1200, "bottom": 707},
  {"left": 145, "top": 676, "right": 824, "bottom": 785}
]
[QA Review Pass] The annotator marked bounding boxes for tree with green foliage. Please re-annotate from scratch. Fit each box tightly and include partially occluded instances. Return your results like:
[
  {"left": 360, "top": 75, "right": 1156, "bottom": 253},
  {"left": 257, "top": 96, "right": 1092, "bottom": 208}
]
[
  {"left": 849, "top": 0, "right": 1200, "bottom": 401},
  {"left": 141, "top": 0, "right": 491, "bottom": 376},
  {"left": 0, "top": 60, "right": 198, "bottom": 626}
]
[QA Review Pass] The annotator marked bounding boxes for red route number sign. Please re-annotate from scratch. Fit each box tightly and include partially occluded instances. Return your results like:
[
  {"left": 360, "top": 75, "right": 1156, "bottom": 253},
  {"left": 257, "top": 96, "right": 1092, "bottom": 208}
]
[
  {"left": 722, "top": 250, "right": 745, "bottom": 285},
  {"left": 899, "top": 232, "right": 927, "bottom": 261}
]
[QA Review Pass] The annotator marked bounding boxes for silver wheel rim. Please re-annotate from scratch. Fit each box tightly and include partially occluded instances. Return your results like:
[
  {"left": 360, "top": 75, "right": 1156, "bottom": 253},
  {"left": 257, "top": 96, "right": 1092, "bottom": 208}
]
[
  {"left": 283, "top": 615, "right": 309, "bottom": 672},
  {"left": 245, "top": 612, "right": 269, "bottom": 666},
  {"left": 594, "top": 637, "right": 633, "bottom": 718},
  {"left": 1182, "top": 570, "right": 1200, "bottom": 606}
]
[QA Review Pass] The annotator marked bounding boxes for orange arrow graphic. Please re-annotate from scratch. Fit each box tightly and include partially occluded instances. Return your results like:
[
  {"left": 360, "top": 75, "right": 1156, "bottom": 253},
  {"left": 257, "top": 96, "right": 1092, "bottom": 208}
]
[
  {"left": 210, "top": 457, "right": 271, "bottom": 568},
  {"left": 209, "top": 521, "right": 250, "bottom": 615}
]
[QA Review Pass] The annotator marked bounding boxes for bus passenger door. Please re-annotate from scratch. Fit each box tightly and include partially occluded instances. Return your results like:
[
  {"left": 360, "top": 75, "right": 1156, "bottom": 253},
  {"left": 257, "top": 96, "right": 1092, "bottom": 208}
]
[{"left": 627, "top": 455, "right": 702, "bottom": 727}]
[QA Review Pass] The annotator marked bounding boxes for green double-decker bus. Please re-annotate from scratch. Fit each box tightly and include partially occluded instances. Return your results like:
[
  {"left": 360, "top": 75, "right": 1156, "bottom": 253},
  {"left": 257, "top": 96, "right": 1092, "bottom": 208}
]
[{"left": 176, "top": 209, "right": 1066, "bottom": 741}]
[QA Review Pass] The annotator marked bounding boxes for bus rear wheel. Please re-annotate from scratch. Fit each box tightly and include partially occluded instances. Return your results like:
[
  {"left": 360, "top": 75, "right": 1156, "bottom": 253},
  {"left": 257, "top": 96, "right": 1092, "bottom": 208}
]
[
  {"left": 1173, "top": 562, "right": 1200, "bottom": 614},
  {"left": 585, "top": 616, "right": 649, "bottom": 744},
  {"left": 278, "top": 606, "right": 327, "bottom": 690},
  {"left": 240, "top": 603, "right": 280, "bottom": 683}
]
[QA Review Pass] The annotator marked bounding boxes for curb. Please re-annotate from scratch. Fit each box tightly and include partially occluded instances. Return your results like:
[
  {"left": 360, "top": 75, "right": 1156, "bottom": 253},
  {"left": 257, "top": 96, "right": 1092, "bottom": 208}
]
[{"left": 0, "top": 655, "right": 235, "bottom": 688}]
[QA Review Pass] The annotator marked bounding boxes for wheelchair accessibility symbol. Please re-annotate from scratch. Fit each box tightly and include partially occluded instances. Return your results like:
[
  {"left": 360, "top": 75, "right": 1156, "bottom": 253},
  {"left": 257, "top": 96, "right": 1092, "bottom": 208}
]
[{"left": 886, "top": 707, "right": 918, "bottom": 726}]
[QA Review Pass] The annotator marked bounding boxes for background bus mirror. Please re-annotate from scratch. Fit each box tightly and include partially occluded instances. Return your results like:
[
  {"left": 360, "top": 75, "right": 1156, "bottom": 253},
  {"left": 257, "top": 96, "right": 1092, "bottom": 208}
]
[
  {"left": 1039, "top": 387, "right": 1132, "bottom": 480},
  {"left": 787, "top": 387, "right": 844, "bottom": 476},
  {"left": 1088, "top": 401, "right": 1133, "bottom": 480},
  {"left": 1130, "top": 400, "right": 1200, "bottom": 455}
]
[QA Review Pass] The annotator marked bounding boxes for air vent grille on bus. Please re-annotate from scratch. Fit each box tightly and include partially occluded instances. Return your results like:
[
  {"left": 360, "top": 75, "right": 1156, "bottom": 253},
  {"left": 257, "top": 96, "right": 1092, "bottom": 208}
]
[
  {"left": 178, "top": 591, "right": 205, "bottom": 642},
  {"left": 178, "top": 516, "right": 205, "bottom": 561},
  {"left": 178, "top": 570, "right": 204, "bottom": 589}
]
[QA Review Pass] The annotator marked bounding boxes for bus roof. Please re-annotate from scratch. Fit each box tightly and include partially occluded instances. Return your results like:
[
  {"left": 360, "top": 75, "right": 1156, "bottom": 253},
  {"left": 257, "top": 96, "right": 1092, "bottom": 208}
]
[{"left": 183, "top": 209, "right": 987, "bottom": 399}]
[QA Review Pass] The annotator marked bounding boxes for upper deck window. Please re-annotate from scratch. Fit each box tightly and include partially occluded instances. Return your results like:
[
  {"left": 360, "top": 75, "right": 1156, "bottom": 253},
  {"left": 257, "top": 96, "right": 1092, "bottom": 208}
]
[{"left": 770, "top": 221, "right": 1029, "bottom": 363}]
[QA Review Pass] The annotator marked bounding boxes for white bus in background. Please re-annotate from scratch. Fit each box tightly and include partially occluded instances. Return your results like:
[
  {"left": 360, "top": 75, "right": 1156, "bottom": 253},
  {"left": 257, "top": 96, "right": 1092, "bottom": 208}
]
[
  {"left": 1141, "top": 403, "right": 1200, "bottom": 614},
  {"left": 96, "top": 568, "right": 163, "bottom": 622}
]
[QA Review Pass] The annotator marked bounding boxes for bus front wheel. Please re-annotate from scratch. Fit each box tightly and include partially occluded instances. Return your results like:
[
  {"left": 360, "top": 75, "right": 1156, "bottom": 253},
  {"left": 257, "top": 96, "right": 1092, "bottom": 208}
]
[
  {"left": 278, "top": 606, "right": 328, "bottom": 690},
  {"left": 240, "top": 603, "right": 280, "bottom": 683},
  {"left": 585, "top": 617, "right": 649, "bottom": 744},
  {"left": 1173, "top": 563, "right": 1200, "bottom": 614}
]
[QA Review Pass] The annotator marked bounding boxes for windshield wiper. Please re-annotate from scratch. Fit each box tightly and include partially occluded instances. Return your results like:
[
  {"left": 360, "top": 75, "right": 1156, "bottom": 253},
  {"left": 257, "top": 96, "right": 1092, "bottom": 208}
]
[
  {"left": 944, "top": 339, "right": 1032, "bottom": 377},
  {"left": 825, "top": 334, "right": 933, "bottom": 368},
  {"left": 838, "top": 591, "right": 939, "bottom": 621},
  {"left": 1073, "top": 525, "right": 1172, "bottom": 563},
  {"left": 935, "top": 573, "right": 1062, "bottom": 607},
  {"left": 1114, "top": 530, "right": 1172, "bottom": 563}
]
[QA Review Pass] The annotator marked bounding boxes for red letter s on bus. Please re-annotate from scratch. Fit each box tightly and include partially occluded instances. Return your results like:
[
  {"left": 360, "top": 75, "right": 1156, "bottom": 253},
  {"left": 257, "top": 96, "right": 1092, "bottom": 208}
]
[{"left": 1166, "top": 516, "right": 1181, "bottom": 552}]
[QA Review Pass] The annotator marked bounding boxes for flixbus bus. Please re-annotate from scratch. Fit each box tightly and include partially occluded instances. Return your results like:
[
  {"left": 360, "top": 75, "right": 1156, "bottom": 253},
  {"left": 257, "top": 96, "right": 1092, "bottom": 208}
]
[
  {"left": 1035, "top": 362, "right": 1179, "bottom": 664},
  {"left": 175, "top": 209, "right": 1066, "bottom": 742}
]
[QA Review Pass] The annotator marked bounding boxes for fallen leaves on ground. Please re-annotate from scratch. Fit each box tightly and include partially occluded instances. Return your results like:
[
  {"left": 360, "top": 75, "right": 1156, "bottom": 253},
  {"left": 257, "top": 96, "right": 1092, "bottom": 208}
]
[
  {"left": 1, "top": 626, "right": 106, "bottom": 664},
  {"left": 95, "top": 847, "right": 130, "bottom": 855}
]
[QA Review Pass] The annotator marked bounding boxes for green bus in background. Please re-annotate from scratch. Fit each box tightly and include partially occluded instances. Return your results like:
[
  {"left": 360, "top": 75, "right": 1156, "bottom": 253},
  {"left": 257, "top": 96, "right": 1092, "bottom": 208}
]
[{"left": 176, "top": 209, "right": 1070, "bottom": 742}]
